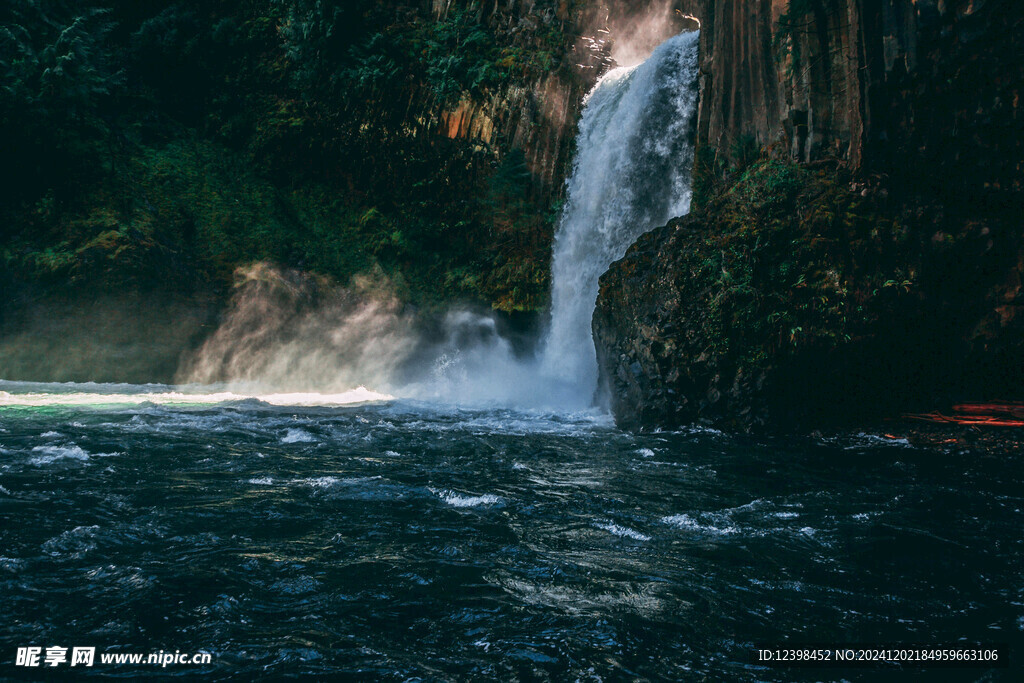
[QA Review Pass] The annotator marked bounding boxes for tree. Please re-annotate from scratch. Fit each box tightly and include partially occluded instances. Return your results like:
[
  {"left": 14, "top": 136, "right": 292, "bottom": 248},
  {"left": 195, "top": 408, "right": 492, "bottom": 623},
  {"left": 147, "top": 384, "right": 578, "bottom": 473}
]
[{"left": 1, "top": 0, "right": 121, "bottom": 209}]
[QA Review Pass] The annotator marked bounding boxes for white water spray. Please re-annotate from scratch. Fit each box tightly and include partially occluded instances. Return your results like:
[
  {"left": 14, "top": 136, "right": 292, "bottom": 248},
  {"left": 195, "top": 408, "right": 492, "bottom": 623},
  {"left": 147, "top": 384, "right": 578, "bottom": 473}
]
[{"left": 539, "top": 30, "right": 700, "bottom": 404}]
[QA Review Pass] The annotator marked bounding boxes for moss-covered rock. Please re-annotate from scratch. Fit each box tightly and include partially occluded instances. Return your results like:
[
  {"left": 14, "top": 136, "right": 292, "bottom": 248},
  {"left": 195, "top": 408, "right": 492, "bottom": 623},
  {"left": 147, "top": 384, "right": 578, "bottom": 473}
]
[{"left": 594, "top": 160, "right": 1023, "bottom": 431}]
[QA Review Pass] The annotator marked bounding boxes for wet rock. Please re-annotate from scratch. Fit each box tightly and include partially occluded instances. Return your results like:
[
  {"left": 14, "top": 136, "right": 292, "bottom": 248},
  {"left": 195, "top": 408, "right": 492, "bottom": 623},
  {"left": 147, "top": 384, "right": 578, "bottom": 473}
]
[{"left": 593, "top": 0, "right": 1022, "bottom": 432}]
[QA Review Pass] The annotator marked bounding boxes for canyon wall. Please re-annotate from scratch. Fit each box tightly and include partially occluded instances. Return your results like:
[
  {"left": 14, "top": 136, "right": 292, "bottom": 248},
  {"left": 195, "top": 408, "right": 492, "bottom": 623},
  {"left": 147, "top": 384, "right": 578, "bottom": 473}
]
[
  {"left": 595, "top": 0, "right": 1024, "bottom": 430},
  {"left": 427, "top": 0, "right": 602, "bottom": 197},
  {"left": 427, "top": 0, "right": 700, "bottom": 198},
  {"left": 692, "top": 0, "right": 1021, "bottom": 188}
]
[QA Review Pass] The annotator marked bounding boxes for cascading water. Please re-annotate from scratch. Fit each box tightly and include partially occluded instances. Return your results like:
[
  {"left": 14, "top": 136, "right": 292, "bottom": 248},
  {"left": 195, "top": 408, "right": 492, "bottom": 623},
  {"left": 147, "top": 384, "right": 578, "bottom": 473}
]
[
  {"left": 175, "top": 30, "right": 701, "bottom": 411},
  {"left": 540, "top": 30, "right": 700, "bottom": 405}
]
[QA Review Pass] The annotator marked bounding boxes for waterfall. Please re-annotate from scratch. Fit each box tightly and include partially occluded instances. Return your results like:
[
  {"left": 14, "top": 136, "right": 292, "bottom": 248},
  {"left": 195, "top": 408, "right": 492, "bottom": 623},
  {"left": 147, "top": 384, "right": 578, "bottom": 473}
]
[
  {"left": 540, "top": 31, "right": 700, "bottom": 404},
  {"left": 180, "top": 31, "right": 701, "bottom": 411}
]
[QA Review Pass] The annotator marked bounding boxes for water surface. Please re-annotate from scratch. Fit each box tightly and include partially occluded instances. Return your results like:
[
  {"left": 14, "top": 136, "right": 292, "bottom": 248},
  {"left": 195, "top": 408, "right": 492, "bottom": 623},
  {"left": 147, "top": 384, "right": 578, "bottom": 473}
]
[{"left": 1, "top": 382, "right": 1021, "bottom": 679}]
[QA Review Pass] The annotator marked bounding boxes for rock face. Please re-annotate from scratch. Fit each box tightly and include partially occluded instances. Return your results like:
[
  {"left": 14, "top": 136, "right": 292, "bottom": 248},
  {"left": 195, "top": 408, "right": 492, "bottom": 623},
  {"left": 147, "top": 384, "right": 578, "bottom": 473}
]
[
  {"left": 427, "top": 1, "right": 598, "bottom": 198},
  {"left": 427, "top": 0, "right": 700, "bottom": 202},
  {"left": 690, "top": 0, "right": 1023, "bottom": 174},
  {"left": 594, "top": 216, "right": 711, "bottom": 431},
  {"left": 595, "top": 0, "right": 1024, "bottom": 431}
]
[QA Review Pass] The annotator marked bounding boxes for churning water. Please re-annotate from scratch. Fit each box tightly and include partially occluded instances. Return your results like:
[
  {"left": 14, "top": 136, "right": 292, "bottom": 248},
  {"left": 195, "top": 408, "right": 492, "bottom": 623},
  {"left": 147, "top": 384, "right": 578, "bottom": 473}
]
[{"left": 2, "top": 382, "right": 1023, "bottom": 679}]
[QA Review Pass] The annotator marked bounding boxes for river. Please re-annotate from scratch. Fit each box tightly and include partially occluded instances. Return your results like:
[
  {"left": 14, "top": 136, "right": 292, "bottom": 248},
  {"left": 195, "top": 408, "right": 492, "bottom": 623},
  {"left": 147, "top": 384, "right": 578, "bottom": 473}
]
[{"left": 1, "top": 382, "right": 1021, "bottom": 679}]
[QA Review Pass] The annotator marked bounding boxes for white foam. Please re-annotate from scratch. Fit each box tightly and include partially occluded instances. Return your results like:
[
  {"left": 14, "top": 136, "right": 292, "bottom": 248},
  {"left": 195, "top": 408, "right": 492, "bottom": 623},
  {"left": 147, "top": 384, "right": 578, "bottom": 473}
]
[
  {"left": 30, "top": 444, "right": 93, "bottom": 464},
  {"left": 0, "top": 382, "right": 392, "bottom": 408},
  {"left": 299, "top": 477, "right": 340, "bottom": 489},
  {"left": 0, "top": 556, "right": 26, "bottom": 572},
  {"left": 597, "top": 523, "right": 651, "bottom": 541},
  {"left": 42, "top": 525, "right": 101, "bottom": 557},
  {"left": 817, "top": 432, "right": 914, "bottom": 450},
  {"left": 434, "top": 490, "right": 502, "bottom": 508},
  {"left": 248, "top": 477, "right": 274, "bottom": 485},
  {"left": 281, "top": 428, "right": 316, "bottom": 444},
  {"left": 853, "top": 432, "right": 911, "bottom": 446},
  {"left": 389, "top": 405, "right": 613, "bottom": 436},
  {"left": 256, "top": 388, "right": 392, "bottom": 406},
  {"left": 661, "top": 514, "right": 739, "bottom": 536}
]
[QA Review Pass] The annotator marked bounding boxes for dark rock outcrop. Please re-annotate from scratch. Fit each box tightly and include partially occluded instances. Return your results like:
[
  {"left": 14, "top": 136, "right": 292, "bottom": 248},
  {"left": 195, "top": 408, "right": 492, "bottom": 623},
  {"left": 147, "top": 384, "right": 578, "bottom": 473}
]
[
  {"left": 595, "top": 164, "right": 1024, "bottom": 432},
  {"left": 595, "top": 0, "right": 1024, "bottom": 431}
]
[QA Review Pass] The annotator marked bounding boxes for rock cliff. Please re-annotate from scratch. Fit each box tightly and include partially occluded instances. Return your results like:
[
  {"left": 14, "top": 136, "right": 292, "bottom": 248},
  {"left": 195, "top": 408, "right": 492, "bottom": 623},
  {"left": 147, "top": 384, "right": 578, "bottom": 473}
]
[
  {"left": 595, "top": 0, "right": 1024, "bottom": 430},
  {"left": 427, "top": 0, "right": 700, "bottom": 198}
]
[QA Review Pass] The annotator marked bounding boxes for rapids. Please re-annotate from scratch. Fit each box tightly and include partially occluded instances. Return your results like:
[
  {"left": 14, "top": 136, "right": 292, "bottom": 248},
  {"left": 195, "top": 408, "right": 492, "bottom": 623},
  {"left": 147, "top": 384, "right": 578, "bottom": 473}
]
[{"left": 1, "top": 381, "right": 1022, "bottom": 678}]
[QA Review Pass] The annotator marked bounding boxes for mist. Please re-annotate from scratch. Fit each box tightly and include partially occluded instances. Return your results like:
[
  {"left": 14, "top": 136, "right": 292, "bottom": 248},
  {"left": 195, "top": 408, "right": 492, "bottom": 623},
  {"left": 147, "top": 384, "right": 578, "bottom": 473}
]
[
  {"left": 176, "top": 264, "right": 587, "bottom": 411},
  {"left": 178, "top": 264, "right": 417, "bottom": 395},
  {"left": 603, "top": 0, "right": 699, "bottom": 67},
  {"left": 0, "top": 291, "right": 217, "bottom": 385}
]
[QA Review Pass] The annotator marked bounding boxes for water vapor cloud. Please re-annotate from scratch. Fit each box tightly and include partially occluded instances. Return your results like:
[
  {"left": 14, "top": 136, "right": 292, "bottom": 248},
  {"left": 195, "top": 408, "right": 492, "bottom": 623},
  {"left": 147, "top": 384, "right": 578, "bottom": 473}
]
[
  {"left": 179, "top": 264, "right": 416, "bottom": 394},
  {"left": 177, "top": 264, "right": 587, "bottom": 411},
  {"left": 603, "top": 0, "right": 699, "bottom": 67}
]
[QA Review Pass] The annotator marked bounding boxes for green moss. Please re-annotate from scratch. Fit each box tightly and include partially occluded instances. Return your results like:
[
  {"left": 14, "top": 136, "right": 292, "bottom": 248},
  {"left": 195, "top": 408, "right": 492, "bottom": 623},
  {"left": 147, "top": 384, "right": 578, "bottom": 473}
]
[
  {"left": 5, "top": 137, "right": 552, "bottom": 311},
  {"left": 680, "top": 159, "right": 915, "bottom": 375}
]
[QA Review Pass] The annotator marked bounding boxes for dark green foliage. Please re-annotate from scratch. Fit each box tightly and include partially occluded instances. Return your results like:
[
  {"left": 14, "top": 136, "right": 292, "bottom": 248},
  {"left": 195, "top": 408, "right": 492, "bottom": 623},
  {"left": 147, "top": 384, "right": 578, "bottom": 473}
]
[
  {"left": 690, "top": 133, "right": 764, "bottom": 211},
  {"left": 0, "top": 1, "right": 122, "bottom": 213},
  {"left": 774, "top": 0, "right": 815, "bottom": 64},
  {"left": 690, "top": 146, "right": 723, "bottom": 211},
  {"left": 1, "top": 4, "right": 118, "bottom": 117},
  {"left": 478, "top": 149, "right": 554, "bottom": 311},
  {"left": 423, "top": 10, "right": 497, "bottom": 102},
  {"left": 728, "top": 134, "right": 762, "bottom": 174},
  {"left": 1, "top": 0, "right": 572, "bottom": 312},
  {"left": 616, "top": 160, "right": 925, "bottom": 388}
]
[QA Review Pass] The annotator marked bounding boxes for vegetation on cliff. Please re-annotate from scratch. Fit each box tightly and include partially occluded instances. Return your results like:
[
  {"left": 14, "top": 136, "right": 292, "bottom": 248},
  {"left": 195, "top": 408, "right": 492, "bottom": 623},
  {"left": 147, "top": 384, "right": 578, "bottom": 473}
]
[
  {"left": 1, "top": 0, "right": 579, "bottom": 312},
  {"left": 594, "top": 0, "right": 1022, "bottom": 430},
  {"left": 596, "top": 154, "right": 1022, "bottom": 430}
]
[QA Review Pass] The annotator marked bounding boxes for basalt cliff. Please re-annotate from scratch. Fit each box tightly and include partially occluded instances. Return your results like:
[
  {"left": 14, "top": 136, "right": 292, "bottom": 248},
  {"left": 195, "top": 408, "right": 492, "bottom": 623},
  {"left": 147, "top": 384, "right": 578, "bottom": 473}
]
[{"left": 594, "top": 0, "right": 1023, "bottom": 430}]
